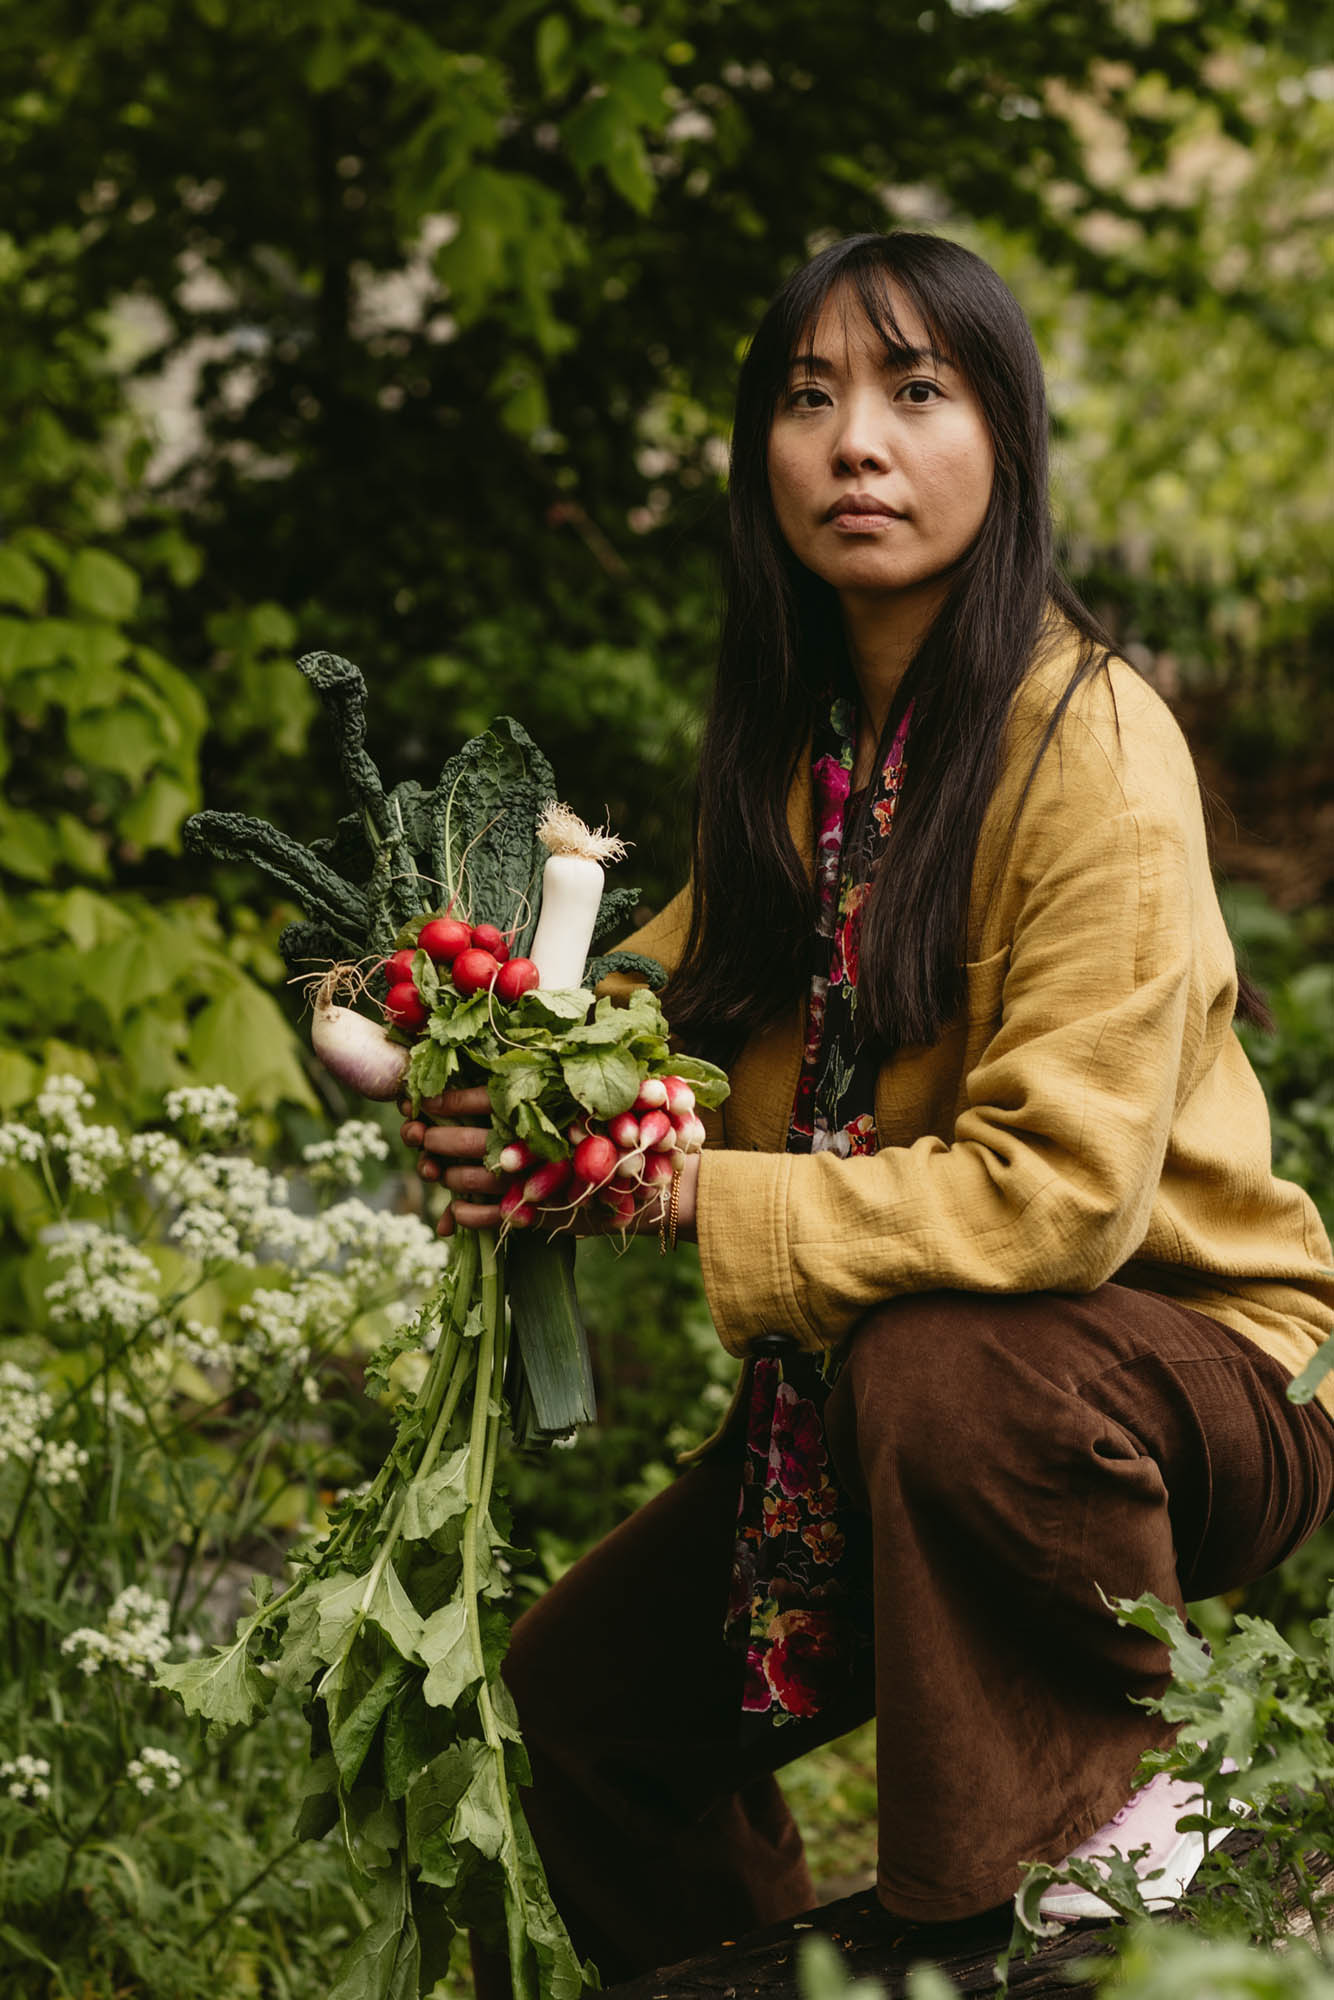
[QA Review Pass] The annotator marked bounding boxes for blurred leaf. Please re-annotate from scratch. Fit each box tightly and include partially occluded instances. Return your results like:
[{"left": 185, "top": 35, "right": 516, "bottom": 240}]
[{"left": 65, "top": 548, "right": 140, "bottom": 622}]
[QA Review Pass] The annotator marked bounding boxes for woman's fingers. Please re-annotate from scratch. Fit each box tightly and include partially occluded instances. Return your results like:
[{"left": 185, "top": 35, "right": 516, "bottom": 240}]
[
  {"left": 419, "top": 1123, "right": 489, "bottom": 1161},
  {"left": 438, "top": 1197, "right": 504, "bottom": 1239},
  {"left": 420, "top": 1085, "right": 491, "bottom": 1119}
]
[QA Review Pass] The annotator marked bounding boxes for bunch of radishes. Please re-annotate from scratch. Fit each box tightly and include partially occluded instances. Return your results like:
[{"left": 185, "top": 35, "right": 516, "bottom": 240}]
[
  {"left": 382, "top": 916, "right": 540, "bottom": 1033},
  {"left": 495, "top": 1074, "right": 708, "bottom": 1232}
]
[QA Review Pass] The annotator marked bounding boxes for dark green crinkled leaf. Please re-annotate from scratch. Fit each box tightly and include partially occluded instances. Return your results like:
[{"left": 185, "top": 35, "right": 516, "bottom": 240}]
[
  {"left": 589, "top": 880, "right": 644, "bottom": 945},
  {"left": 184, "top": 810, "right": 370, "bottom": 936},
  {"left": 278, "top": 918, "right": 362, "bottom": 970},
  {"left": 584, "top": 949, "right": 666, "bottom": 990}
]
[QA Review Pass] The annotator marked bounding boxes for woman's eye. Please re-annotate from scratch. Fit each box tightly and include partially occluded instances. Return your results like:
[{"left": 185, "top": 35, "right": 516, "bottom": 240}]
[
  {"left": 897, "top": 378, "right": 943, "bottom": 406},
  {"left": 786, "top": 384, "right": 831, "bottom": 410}
]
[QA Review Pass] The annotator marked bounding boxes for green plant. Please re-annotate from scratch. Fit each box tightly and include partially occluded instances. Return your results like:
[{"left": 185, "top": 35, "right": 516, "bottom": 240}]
[{"left": 0, "top": 1073, "right": 449, "bottom": 1996}]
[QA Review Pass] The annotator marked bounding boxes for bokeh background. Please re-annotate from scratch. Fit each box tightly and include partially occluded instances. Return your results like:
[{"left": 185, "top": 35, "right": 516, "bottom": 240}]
[{"left": 2, "top": 0, "right": 1333, "bottom": 1989}]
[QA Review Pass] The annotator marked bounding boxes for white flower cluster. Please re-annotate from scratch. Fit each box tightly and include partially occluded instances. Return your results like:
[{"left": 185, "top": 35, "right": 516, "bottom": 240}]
[
  {"left": 1, "top": 1754, "right": 51, "bottom": 1804},
  {"left": 0, "top": 1121, "right": 44, "bottom": 1164},
  {"left": 126, "top": 1746, "right": 184, "bottom": 1795},
  {"left": 11, "top": 1077, "right": 448, "bottom": 1404},
  {"left": 164, "top": 1084, "right": 241, "bottom": 1138},
  {"left": 302, "top": 1119, "right": 390, "bottom": 1185},
  {"left": 34, "top": 1074, "right": 127, "bottom": 1193},
  {"left": 168, "top": 1202, "right": 248, "bottom": 1266},
  {"left": 90, "top": 1379, "right": 147, "bottom": 1426},
  {"left": 61, "top": 1585, "right": 173, "bottom": 1679},
  {"left": 43, "top": 1223, "right": 160, "bottom": 1337},
  {"left": 0, "top": 1361, "right": 89, "bottom": 1488}
]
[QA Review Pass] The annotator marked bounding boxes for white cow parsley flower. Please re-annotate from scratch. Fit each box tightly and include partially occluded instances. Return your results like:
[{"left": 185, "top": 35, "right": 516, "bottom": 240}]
[
  {"left": 126, "top": 1745, "right": 183, "bottom": 1795},
  {"left": 62, "top": 1585, "right": 173, "bottom": 1680}
]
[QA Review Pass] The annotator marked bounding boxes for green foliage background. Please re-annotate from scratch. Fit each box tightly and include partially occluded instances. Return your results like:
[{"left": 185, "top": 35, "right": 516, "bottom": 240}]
[{"left": 2, "top": 0, "right": 1333, "bottom": 1989}]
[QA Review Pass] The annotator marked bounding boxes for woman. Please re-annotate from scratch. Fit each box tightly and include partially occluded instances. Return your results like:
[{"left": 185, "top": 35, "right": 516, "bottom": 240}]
[{"left": 401, "top": 233, "right": 1334, "bottom": 1974}]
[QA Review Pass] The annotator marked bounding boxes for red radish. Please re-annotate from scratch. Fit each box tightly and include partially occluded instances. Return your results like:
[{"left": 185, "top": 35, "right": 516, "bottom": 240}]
[
  {"left": 597, "top": 1184, "right": 638, "bottom": 1225},
  {"left": 608, "top": 1112, "right": 639, "bottom": 1151},
  {"left": 566, "top": 1174, "right": 593, "bottom": 1206},
  {"left": 524, "top": 1158, "right": 571, "bottom": 1206},
  {"left": 497, "top": 1140, "right": 535, "bottom": 1175},
  {"left": 640, "top": 1151, "right": 675, "bottom": 1188},
  {"left": 418, "top": 916, "right": 472, "bottom": 962},
  {"left": 311, "top": 971, "right": 409, "bottom": 1101},
  {"left": 500, "top": 1182, "right": 535, "bottom": 1228},
  {"left": 669, "top": 1110, "right": 707, "bottom": 1150},
  {"left": 469, "top": 923, "right": 510, "bottom": 963},
  {"left": 383, "top": 947, "right": 418, "bottom": 984},
  {"left": 662, "top": 1076, "right": 696, "bottom": 1117},
  {"left": 634, "top": 1077, "right": 668, "bottom": 1112},
  {"left": 566, "top": 1118, "right": 589, "bottom": 1146},
  {"left": 573, "top": 1133, "right": 618, "bottom": 1186},
  {"left": 614, "top": 1151, "right": 644, "bottom": 1183},
  {"left": 385, "top": 981, "right": 428, "bottom": 1031},
  {"left": 637, "top": 1109, "right": 673, "bottom": 1152},
  {"left": 494, "top": 957, "right": 539, "bottom": 1003},
  {"left": 451, "top": 948, "right": 501, "bottom": 995}
]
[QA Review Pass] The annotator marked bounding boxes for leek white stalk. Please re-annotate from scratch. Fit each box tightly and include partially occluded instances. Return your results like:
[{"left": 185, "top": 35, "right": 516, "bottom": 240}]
[{"left": 527, "top": 802, "right": 627, "bottom": 990}]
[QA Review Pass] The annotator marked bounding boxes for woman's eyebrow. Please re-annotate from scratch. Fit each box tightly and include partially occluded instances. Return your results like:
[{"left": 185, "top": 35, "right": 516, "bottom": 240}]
[{"left": 787, "top": 346, "right": 950, "bottom": 376}]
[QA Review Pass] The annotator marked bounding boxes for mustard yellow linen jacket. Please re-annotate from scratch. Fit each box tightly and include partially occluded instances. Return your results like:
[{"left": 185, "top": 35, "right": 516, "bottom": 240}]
[{"left": 615, "top": 630, "right": 1334, "bottom": 1417}]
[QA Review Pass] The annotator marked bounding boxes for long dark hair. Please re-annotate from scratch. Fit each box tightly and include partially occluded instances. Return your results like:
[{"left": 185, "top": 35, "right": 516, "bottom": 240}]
[{"left": 664, "top": 231, "right": 1265, "bottom": 1057}]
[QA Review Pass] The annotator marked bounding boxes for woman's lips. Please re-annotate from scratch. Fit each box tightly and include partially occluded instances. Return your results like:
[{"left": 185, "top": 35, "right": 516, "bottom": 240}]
[
  {"left": 827, "top": 495, "right": 905, "bottom": 533},
  {"left": 829, "top": 510, "right": 904, "bottom": 533}
]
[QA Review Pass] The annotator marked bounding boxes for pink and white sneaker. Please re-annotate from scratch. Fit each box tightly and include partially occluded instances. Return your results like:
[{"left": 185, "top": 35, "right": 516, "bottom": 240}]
[{"left": 1038, "top": 1763, "right": 1240, "bottom": 1922}]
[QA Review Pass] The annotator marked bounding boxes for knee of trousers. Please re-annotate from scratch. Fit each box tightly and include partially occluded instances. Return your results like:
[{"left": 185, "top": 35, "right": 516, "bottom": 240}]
[{"left": 834, "top": 1290, "right": 1080, "bottom": 1499}]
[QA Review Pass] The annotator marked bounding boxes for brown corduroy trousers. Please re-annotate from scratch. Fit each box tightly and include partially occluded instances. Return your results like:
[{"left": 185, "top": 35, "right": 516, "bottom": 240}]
[{"left": 480, "top": 1286, "right": 1334, "bottom": 1988}]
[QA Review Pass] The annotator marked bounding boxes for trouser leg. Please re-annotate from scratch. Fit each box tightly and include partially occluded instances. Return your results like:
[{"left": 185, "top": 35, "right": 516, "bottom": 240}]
[
  {"left": 824, "top": 1285, "right": 1334, "bottom": 1923},
  {"left": 473, "top": 1432, "right": 873, "bottom": 1996}
]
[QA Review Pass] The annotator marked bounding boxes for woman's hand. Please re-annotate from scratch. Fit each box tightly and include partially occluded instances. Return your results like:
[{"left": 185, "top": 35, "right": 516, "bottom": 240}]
[
  {"left": 399, "top": 1089, "right": 700, "bottom": 1244},
  {"left": 399, "top": 1086, "right": 504, "bottom": 1238}
]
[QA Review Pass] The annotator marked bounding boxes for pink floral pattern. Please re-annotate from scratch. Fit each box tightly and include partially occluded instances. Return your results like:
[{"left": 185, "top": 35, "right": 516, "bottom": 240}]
[{"left": 727, "top": 695, "right": 912, "bottom": 1731}]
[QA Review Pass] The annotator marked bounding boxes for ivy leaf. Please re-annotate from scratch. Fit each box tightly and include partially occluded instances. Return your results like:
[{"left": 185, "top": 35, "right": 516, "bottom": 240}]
[
  {"left": 560, "top": 1043, "right": 639, "bottom": 1117},
  {"left": 155, "top": 1640, "right": 271, "bottom": 1732}
]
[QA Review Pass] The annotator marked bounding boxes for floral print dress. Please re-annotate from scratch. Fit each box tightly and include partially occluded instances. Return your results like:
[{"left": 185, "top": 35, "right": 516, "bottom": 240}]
[{"left": 724, "top": 695, "right": 912, "bottom": 1735}]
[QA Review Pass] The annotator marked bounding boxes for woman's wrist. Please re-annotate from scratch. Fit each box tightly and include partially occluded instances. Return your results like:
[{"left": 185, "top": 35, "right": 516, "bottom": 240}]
[{"left": 671, "top": 1150, "right": 700, "bottom": 1243}]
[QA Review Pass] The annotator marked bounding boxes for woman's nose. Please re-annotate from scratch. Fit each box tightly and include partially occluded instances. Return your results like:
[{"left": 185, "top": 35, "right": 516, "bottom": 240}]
[{"left": 831, "top": 400, "right": 889, "bottom": 476}]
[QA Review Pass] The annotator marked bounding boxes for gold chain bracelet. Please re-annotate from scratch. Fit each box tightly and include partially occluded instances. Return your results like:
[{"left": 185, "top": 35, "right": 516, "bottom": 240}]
[{"left": 658, "top": 1163, "right": 684, "bottom": 1255}]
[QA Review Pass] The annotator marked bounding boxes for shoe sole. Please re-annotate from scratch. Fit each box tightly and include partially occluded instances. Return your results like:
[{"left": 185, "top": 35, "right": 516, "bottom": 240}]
[{"left": 1038, "top": 1805, "right": 1249, "bottom": 1922}]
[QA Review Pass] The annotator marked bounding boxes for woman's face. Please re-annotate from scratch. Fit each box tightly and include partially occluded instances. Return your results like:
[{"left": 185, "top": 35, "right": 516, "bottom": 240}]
[{"left": 766, "top": 283, "right": 994, "bottom": 609}]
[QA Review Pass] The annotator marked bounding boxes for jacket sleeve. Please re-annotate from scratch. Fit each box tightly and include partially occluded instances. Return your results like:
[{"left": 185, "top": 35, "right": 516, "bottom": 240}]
[{"left": 694, "top": 774, "right": 1207, "bottom": 1356}]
